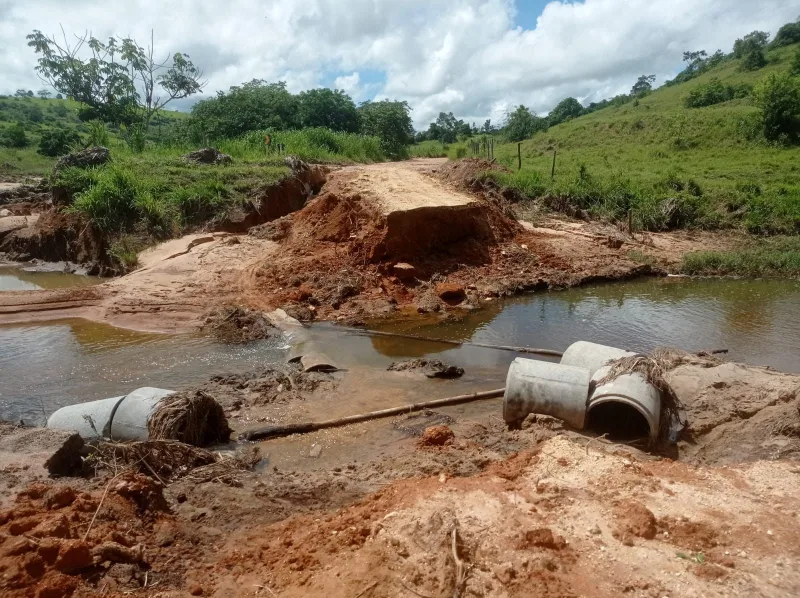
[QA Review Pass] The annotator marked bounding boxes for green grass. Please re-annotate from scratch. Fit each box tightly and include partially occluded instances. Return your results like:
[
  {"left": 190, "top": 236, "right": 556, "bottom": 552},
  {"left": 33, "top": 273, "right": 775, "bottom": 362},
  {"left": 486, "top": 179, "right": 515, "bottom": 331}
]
[
  {"left": 447, "top": 44, "right": 800, "bottom": 234},
  {"left": 409, "top": 140, "right": 450, "bottom": 158},
  {"left": 0, "top": 147, "right": 57, "bottom": 176},
  {"left": 52, "top": 128, "right": 384, "bottom": 240},
  {"left": 681, "top": 237, "right": 800, "bottom": 276}
]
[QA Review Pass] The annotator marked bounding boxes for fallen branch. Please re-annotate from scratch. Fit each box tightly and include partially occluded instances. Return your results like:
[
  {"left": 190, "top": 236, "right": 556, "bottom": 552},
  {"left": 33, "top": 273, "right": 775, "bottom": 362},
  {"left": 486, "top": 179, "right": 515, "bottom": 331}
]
[{"left": 239, "top": 388, "right": 505, "bottom": 441}]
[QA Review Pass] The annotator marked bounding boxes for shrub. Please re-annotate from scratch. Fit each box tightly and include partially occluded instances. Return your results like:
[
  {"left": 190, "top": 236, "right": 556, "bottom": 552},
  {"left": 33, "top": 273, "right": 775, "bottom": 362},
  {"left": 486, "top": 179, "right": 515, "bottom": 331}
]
[
  {"left": 753, "top": 72, "right": 800, "bottom": 142},
  {"left": 70, "top": 166, "right": 145, "bottom": 232},
  {"left": 1, "top": 123, "right": 29, "bottom": 148},
  {"left": 87, "top": 120, "right": 110, "bottom": 146},
  {"left": 740, "top": 48, "right": 767, "bottom": 71},
  {"left": 792, "top": 48, "right": 800, "bottom": 76},
  {"left": 684, "top": 78, "right": 751, "bottom": 108},
  {"left": 37, "top": 128, "right": 82, "bottom": 156}
]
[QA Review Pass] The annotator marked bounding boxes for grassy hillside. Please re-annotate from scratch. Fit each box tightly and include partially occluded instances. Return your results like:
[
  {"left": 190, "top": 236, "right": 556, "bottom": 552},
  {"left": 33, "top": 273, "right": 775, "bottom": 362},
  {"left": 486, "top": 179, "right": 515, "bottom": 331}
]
[
  {"left": 0, "top": 96, "right": 186, "bottom": 176},
  {"left": 457, "top": 44, "right": 800, "bottom": 234}
]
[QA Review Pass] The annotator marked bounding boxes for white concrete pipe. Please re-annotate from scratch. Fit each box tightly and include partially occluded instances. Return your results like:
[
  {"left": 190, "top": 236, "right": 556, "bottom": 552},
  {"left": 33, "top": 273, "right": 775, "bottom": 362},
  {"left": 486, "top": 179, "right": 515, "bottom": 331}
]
[
  {"left": 109, "top": 387, "right": 176, "bottom": 441},
  {"left": 560, "top": 341, "right": 635, "bottom": 377},
  {"left": 47, "top": 387, "right": 175, "bottom": 442},
  {"left": 46, "top": 395, "right": 126, "bottom": 441},
  {"left": 588, "top": 365, "right": 661, "bottom": 443},
  {"left": 503, "top": 358, "right": 592, "bottom": 429}
]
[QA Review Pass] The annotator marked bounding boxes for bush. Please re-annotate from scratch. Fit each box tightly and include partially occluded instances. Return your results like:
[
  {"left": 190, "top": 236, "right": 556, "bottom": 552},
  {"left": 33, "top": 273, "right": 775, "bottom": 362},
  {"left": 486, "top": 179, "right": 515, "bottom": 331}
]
[
  {"left": 70, "top": 166, "right": 146, "bottom": 232},
  {"left": 740, "top": 48, "right": 767, "bottom": 71},
  {"left": 684, "top": 78, "right": 751, "bottom": 108},
  {"left": 87, "top": 120, "right": 110, "bottom": 146},
  {"left": 37, "top": 128, "right": 81, "bottom": 156},
  {"left": 1, "top": 123, "right": 29, "bottom": 148},
  {"left": 753, "top": 72, "right": 800, "bottom": 142},
  {"left": 792, "top": 48, "right": 800, "bottom": 76}
]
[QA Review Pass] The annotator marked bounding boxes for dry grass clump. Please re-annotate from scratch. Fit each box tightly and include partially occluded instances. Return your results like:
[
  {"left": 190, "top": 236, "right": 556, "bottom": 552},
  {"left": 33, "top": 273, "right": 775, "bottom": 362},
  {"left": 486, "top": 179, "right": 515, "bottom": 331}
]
[
  {"left": 148, "top": 390, "right": 232, "bottom": 446},
  {"left": 91, "top": 440, "right": 217, "bottom": 481},
  {"left": 90, "top": 441, "right": 262, "bottom": 487}
]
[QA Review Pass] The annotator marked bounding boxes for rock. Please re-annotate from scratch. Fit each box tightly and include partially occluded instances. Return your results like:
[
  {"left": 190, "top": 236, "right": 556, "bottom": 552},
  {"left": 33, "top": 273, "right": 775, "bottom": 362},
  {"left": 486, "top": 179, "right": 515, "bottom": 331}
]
[
  {"left": 419, "top": 425, "right": 454, "bottom": 447},
  {"left": 518, "top": 527, "right": 567, "bottom": 550},
  {"left": 113, "top": 472, "right": 169, "bottom": 512},
  {"left": 436, "top": 282, "right": 466, "bottom": 303},
  {"left": 612, "top": 500, "right": 657, "bottom": 541},
  {"left": 392, "top": 262, "right": 416, "bottom": 281},
  {"left": 92, "top": 541, "right": 145, "bottom": 565},
  {"left": 0, "top": 208, "right": 11, "bottom": 217},
  {"left": 54, "top": 146, "right": 110, "bottom": 172},
  {"left": 387, "top": 359, "right": 464, "bottom": 379},
  {"left": 183, "top": 147, "right": 232, "bottom": 165},
  {"left": 44, "top": 487, "right": 76, "bottom": 510},
  {"left": 54, "top": 540, "right": 93, "bottom": 572}
]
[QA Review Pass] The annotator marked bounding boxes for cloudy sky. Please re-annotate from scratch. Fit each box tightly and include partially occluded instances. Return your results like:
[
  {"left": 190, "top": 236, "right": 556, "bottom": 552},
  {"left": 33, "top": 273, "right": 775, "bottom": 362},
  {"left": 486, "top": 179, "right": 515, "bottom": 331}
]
[{"left": 2, "top": 0, "right": 799, "bottom": 129}]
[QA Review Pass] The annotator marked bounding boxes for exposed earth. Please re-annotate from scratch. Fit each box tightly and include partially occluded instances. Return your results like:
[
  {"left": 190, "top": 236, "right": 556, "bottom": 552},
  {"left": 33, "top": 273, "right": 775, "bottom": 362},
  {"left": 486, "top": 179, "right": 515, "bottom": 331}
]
[
  {"left": 0, "top": 158, "right": 736, "bottom": 332},
  {"left": 0, "top": 352, "right": 799, "bottom": 598},
  {"left": 1, "top": 159, "right": 797, "bottom": 598}
]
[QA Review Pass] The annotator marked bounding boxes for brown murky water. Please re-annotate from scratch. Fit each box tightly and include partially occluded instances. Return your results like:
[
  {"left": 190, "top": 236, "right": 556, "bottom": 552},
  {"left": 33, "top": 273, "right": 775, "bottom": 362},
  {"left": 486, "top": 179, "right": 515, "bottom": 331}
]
[
  {"left": 2, "top": 276, "right": 799, "bottom": 458},
  {"left": 0, "top": 265, "right": 100, "bottom": 291}
]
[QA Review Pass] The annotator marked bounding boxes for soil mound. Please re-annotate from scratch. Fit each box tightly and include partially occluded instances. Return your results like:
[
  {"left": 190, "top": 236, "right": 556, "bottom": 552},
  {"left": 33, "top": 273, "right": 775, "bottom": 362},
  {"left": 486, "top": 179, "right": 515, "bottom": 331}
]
[
  {"left": 388, "top": 359, "right": 465, "bottom": 378},
  {"left": 183, "top": 147, "right": 232, "bottom": 165},
  {"left": 203, "top": 306, "right": 275, "bottom": 343}
]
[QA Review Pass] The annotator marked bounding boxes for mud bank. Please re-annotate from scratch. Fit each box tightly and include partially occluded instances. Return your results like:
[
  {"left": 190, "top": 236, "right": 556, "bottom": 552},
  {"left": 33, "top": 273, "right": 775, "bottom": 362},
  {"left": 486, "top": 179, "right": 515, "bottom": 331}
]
[{"left": 1, "top": 353, "right": 799, "bottom": 597}]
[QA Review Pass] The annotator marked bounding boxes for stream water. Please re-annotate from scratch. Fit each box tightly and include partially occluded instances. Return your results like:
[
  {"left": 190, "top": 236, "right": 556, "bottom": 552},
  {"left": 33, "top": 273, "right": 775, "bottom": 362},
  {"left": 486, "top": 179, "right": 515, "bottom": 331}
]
[{"left": 1, "top": 271, "right": 799, "bottom": 429}]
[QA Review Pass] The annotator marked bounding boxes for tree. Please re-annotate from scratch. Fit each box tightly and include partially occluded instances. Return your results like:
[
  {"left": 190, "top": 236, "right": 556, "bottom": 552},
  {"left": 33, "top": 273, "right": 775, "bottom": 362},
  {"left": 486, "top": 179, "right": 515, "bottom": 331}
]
[
  {"left": 773, "top": 20, "right": 800, "bottom": 47},
  {"left": 297, "top": 88, "right": 359, "bottom": 132},
  {"left": 357, "top": 100, "right": 414, "bottom": 158},
  {"left": 1, "top": 123, "right": 29, "bottom": 148},
  {"left": 37, "top": 89, "right": 51, "bottom": 99},
  {"left": 503, "top": 105, "right": 545, "bottom": 141},
  {"left": 682, "top": 50, "right": 708, "bottom": 73},
  {"left": 433, "top": 112, "right": 459, "bottom": 142},
  {"left": 55, "top": 93, "right": 63, "bottom": 99},
  {"left": 733, "top": 31, "right": 769, "bottom": 58},
  {"left": 548, "top": 97, "right": 583, "bottom": 126},
  {"left": 37, "top": 127, "right": 81, "bottom": 156},
  {"left": 631, "top": 75, "right": 656, "bottom": 97},
  {"left": 14, "top": 89, "right": 31, "bottom": 98},
  {"left": 27, "top": 29, "right": 205, "bottom": 126},
  {"left": 188, "top": 80, "right": 300, "bottom": 140},
  {"left": 481, "top": 119, "right": 494, "bottom": 134},
  {"left": 753, "top": 72, "right": 800, "bottom": 142}
]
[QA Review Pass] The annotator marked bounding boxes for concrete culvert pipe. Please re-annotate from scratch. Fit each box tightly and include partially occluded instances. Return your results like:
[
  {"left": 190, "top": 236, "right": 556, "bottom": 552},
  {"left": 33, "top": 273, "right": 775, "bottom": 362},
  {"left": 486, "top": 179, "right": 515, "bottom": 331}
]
[
  {"left": 560, "top": 341, "right": 635, "bottom": 377},
  {"left": 46, "top": 396, "right": 126, "bottom": 441},
  {"left": 587, "top": 365, "right": 661, "bottom": 444},
  {"left": 109, "top": 387, "right": 176, "bottom": 442},
  {"left": 503, "top": 358, "right": 592, "bottom": 429}
]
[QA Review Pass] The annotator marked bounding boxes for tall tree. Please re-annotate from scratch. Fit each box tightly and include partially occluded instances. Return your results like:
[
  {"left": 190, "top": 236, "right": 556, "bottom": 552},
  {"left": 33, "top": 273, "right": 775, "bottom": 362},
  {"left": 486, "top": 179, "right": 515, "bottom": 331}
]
[
  {"left": 27, "top": 28, "right": 205, "bottom": 126},
  {"left": 503, "top": 105, "right": 545, "bottom": 141},
  {"left": 37, "top": 89, "right": 52, "bottom": 99},
  {"left": 631, "top": 75, "right": 656, "bottom": 97},
  {"left": 298, "top": 88, "right": 359, "bottom": 132},
  {"left": 548, "top": 97, "right": 583, "bottom": 126},
  {"left": 682, "top": 50, "right": 708, "bottom": 73},
  {"left": 733, "top": 31, "right": 770, "bottom": 58},
  {"left": 357, "top": 100, "right": 414, "bottom": 158}
]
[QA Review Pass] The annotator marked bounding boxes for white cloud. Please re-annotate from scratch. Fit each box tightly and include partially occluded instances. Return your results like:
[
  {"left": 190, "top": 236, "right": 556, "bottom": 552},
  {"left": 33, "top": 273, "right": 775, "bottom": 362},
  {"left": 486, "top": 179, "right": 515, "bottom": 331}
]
[
  {"left": 3, "top": 0, "right": 800, "bottom": 129},
  {"left": 333, "top": 72, "right": 361, "bottom": 96}
]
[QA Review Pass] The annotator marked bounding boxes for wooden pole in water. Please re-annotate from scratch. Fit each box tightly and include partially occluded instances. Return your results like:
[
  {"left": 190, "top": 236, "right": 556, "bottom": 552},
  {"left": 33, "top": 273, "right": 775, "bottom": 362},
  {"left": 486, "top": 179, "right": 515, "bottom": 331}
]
[
  {"left": 517, "top": 142, "right": 522, "bottom": 170},
  {"left": 239, "top": 388, "right": 506, "bottom": 441}
]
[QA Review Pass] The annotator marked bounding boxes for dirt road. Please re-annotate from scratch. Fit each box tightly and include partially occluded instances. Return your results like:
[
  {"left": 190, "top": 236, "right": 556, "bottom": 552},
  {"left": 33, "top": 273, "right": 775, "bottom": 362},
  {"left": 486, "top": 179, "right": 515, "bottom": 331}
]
[{"left": 0, "top": 159, "right": 734, "bottom": 331}]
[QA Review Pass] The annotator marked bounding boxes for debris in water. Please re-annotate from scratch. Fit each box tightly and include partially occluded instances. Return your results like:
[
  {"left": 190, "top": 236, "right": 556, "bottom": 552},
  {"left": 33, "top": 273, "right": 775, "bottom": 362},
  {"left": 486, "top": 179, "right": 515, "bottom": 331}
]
[{"left": 388, "top": 358, "right": 465, "bottom": 378}]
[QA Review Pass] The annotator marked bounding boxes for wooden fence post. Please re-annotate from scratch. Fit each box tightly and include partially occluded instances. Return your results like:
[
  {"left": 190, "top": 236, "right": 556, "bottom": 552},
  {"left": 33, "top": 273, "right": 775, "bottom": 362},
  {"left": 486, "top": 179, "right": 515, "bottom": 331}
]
[
  {"left": 517, "top": 143, "right": 522, "bottom": 170},
  {"left": 551, "top": 150, "right": 557, "bottom": 179}
]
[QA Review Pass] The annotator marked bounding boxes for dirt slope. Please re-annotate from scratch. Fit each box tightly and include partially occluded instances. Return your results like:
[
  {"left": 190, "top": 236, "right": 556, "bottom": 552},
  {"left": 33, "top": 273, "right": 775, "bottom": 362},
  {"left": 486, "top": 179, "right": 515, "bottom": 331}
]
[{"left": 0, "top": 159, "right": 736, "bottom": 331}]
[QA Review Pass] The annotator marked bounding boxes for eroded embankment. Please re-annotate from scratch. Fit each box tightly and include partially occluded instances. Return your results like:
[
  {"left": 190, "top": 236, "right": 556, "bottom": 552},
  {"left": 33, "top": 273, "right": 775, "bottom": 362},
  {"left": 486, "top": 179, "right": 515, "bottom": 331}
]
[{"left": 0, "top": 159, "right": 736, "bottom": 331}]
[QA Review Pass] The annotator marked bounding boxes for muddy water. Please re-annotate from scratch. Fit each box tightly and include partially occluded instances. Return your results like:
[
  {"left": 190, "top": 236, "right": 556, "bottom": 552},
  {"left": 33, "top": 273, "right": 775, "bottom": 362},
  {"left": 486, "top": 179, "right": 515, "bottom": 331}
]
[
  {"left": 0, "top": 319, "right": 288, "bottom": 425},
  {"left": 1, "top": 276, "right": 799, "bottom": 451},
  {"left": 0, "top": 265, "right": 100, "bottom": 291}
]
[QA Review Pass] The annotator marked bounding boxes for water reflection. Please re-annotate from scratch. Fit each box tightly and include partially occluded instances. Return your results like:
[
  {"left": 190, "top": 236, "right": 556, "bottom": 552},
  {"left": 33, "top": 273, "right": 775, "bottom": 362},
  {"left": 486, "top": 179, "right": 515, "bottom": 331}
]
[
  {"left": 0, "top": 266, "right": 100, "bottom": 291},
  {"left": 360, "top": 278, "right": 800, "bottom": 374}
]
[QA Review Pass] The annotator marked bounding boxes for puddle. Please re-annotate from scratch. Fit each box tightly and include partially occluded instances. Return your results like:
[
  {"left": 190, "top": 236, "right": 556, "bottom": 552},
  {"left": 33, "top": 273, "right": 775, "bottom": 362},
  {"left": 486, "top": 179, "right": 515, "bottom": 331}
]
[{"left": 0, "top": 265, "right": 100, "bottom": 291}]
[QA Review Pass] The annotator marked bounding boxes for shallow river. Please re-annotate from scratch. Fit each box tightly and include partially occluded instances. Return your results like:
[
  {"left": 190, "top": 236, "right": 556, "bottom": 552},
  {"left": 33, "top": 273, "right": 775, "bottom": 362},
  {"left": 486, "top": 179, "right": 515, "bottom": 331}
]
[{"left": 1, "top": 267, "right": 799, "bottom": 427}]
